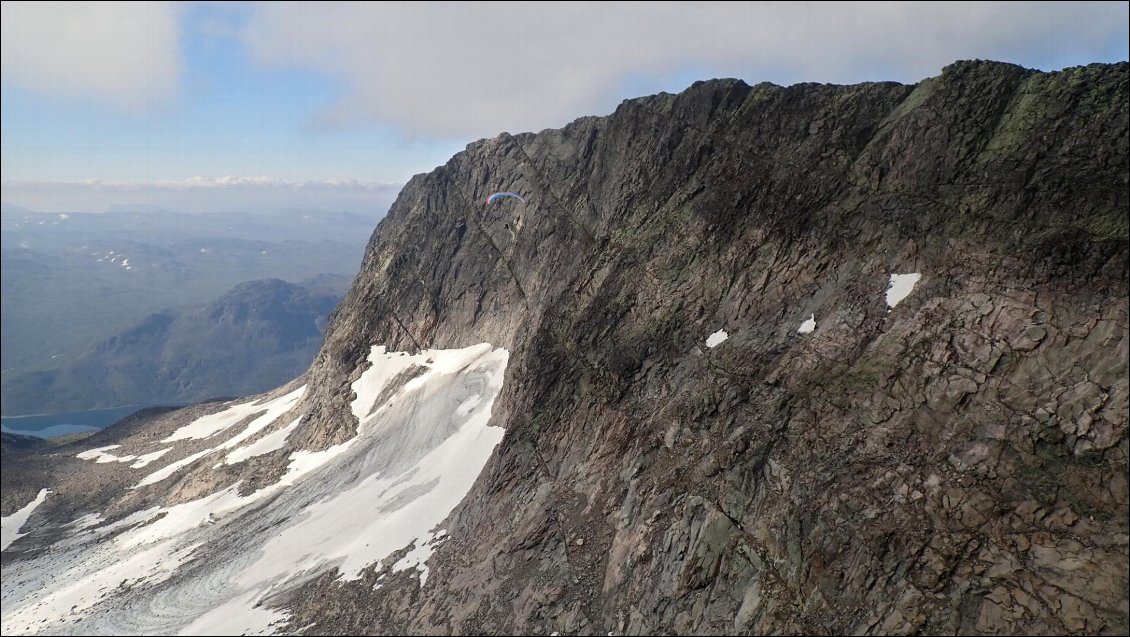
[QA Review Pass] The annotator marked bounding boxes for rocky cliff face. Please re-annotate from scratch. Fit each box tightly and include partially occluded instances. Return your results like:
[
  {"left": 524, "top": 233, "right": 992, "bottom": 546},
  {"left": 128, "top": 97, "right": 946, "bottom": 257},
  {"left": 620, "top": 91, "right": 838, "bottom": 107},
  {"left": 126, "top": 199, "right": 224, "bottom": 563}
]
[
  {"left": 2, "top": 60, "right": 1127, "bottom": 636},
  {"left": 290, "top": 60, "right": 1128, "bottom": 634}
]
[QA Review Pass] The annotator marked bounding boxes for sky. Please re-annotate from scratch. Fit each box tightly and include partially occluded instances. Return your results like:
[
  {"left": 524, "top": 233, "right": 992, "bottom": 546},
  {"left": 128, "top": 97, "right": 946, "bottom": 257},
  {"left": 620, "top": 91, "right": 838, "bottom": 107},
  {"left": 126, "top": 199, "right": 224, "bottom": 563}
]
[{"left": 1, "top": 1, "right": 1126, "bottom": 213}]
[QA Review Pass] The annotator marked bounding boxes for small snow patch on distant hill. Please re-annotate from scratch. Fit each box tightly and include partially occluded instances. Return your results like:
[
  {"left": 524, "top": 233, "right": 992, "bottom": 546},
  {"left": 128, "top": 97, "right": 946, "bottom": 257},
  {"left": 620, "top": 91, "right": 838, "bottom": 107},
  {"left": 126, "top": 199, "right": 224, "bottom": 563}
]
[{"left": 1, "top": 489, "right": 50, "bottom": 551}]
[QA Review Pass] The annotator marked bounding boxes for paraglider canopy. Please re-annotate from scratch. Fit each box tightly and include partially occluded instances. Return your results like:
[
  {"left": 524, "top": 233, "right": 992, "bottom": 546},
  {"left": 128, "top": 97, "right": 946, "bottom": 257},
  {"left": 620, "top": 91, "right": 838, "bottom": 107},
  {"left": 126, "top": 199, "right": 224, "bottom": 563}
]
[{"left": 485, "top": 192, "right": 526, "bottom": 205}]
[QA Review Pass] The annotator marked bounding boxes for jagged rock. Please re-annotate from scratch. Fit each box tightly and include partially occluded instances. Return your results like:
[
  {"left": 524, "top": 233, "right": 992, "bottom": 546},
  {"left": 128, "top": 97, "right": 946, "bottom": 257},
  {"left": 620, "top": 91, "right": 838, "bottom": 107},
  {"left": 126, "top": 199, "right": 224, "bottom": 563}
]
[{"left": 282, "top": 60, "right": 1126, "bottom": 635}]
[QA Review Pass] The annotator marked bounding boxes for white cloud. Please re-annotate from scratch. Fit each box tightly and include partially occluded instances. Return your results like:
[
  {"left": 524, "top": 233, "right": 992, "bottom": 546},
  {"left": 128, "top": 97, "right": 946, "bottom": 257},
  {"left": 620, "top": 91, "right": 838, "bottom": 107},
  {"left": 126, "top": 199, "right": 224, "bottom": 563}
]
[
  {"left": 0, "top": 178, "right": 402, "bottom": 214},
  {"left": 240, "top": 1, "right": 1128, "bottom": 138},
  {"left": 0, "top": 2, "right": 180, "bottom": 110}
]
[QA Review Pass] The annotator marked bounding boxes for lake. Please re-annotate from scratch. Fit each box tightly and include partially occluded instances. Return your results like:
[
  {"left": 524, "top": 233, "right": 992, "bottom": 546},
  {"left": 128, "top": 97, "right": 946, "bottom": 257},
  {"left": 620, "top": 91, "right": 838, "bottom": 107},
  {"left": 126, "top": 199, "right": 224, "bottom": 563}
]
[{"left": 0, "top": 405, "right": 152, "bottom": 439}]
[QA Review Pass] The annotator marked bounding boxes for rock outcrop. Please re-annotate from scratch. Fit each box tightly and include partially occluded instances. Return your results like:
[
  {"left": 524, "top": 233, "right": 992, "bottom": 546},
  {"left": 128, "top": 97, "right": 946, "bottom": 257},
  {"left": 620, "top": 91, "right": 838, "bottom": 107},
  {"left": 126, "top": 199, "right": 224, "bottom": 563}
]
[{"left": 288, "top": 60, "right": 1128, "bottom": 635}]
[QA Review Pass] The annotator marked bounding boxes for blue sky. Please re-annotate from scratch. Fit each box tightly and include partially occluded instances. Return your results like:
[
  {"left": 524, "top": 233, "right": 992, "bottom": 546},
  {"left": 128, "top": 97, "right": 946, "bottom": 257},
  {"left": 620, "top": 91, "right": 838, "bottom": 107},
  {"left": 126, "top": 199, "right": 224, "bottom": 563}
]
[
  {"left": 1, "top": 3, "right": 463, "bottom": 185},
  {"left": 1, "top": 1, "right": 1126, "bottom": 213}
]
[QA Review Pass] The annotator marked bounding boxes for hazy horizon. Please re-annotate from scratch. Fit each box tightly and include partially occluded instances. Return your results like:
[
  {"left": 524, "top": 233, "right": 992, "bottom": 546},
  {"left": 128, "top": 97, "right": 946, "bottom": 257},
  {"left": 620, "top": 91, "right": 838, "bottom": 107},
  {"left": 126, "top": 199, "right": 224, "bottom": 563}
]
[{"left": 0, "top": 178, "right": 403, "bottom": 215}]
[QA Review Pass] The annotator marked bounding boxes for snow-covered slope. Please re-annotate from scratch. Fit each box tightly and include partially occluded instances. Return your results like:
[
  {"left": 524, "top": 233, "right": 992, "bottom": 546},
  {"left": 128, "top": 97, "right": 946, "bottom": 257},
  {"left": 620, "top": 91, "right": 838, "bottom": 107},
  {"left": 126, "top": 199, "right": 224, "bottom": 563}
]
[
  {"left": 1, "top": 489, "right": 49, "bottom": 551},
  {"left": 1, "top": 344, "right": 507, "bottom": 635}
]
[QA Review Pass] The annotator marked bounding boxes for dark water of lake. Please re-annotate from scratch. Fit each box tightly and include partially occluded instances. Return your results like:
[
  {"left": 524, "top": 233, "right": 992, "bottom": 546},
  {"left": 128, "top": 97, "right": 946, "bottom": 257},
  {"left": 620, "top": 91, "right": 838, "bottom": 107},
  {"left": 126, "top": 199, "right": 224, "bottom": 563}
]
[{"left": 0, "top": 405, "right": 150, "bottom": 438}]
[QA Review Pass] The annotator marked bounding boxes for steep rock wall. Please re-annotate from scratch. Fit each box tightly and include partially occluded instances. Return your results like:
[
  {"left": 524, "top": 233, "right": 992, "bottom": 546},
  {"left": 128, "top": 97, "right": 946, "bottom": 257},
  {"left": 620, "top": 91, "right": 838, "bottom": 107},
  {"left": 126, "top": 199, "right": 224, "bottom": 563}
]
[{"left": 283, "top": 61, "right": 1128, "bottom": 634}]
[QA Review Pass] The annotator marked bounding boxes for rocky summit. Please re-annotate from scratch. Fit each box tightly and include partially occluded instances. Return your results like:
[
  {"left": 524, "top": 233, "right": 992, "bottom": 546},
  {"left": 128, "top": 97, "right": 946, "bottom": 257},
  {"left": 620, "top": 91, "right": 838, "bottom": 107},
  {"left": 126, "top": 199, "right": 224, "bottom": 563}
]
[{"left": 2, "top": 60, "right": 1127, "bottom": 635}]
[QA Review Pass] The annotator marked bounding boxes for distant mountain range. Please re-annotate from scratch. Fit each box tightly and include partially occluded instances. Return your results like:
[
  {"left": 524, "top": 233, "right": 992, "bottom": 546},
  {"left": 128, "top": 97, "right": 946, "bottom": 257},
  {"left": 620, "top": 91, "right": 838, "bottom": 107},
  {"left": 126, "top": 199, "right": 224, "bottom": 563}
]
[
  {"left": 1, "top": 278, "right": 345, "bottom": 416},
  {"left": 1, "top": 207, "right": 376, "bottom": 378}
]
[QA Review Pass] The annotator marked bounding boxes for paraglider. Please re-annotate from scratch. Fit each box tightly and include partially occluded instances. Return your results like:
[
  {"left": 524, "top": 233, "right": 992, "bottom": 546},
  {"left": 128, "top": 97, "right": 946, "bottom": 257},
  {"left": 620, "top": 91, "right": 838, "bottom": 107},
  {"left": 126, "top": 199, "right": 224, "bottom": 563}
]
[{"left": 485, "top": 192, "right": 526, "bottom": 205}]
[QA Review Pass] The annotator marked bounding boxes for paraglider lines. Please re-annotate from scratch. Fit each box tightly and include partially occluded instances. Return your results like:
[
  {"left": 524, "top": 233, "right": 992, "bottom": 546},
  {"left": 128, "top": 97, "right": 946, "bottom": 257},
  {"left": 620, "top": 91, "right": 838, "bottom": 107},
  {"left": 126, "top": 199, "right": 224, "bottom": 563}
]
[
  {"left": 451, "top": 180, "right": 530, "bottom": 307},
  {"left": 501, "top": 133, "right": 597, "bottom": 246},
  {"left": 388, "top": 307, "right": 423, "bottom": 352}
]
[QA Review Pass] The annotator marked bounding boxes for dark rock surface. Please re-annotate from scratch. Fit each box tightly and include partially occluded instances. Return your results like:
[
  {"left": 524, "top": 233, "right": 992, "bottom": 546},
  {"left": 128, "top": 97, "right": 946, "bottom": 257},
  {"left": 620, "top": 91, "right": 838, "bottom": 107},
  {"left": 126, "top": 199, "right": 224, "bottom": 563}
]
[{"left": 284, "top": 60, "right": 1128, "bottom": 634}]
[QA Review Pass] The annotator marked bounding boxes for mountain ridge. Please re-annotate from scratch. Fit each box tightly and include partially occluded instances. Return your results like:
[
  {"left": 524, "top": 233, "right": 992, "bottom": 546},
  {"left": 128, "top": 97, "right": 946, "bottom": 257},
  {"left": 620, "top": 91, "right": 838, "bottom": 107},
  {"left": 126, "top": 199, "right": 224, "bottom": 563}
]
[
  {"left": 1, "top": 60, "right": 1126, "bottom": 635},
  {"left": 1, "top": 278, "right": 345, "bottom": 416},
  {"left": 287, "top": 59, "right": 1127, "bottom": 634}
]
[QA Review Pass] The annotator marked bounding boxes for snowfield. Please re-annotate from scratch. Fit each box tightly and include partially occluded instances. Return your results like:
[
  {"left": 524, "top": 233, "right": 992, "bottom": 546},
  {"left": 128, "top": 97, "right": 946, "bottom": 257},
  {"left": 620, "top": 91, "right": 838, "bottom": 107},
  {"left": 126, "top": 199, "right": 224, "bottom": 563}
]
[
  {"left": 0, "top": 343, "right": 509, "bottom": 636},
  {"left": 1, "top": 489, "right": 50, "bottom": 551}
]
